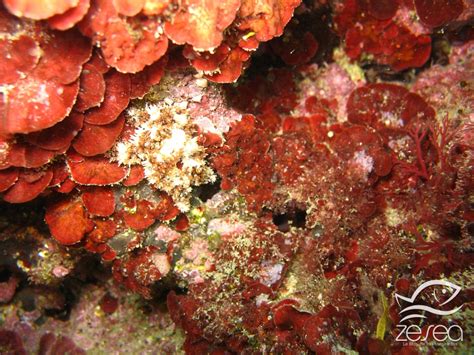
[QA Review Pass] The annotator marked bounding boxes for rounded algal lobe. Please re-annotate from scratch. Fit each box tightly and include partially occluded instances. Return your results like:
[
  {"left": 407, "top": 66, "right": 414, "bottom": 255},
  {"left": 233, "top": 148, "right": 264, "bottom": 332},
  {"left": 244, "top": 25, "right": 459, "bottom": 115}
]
[
  {"left": 0, "top": 168, "right": 19, "bottom": 192},
  {"left": 3, "top": 0, "right": 79, "bottom": 20},
  {"left": 164, "top": 0, "right": 240, "bottom": 51},
  {"left": 3, "top": 169, "right": 53, "bottom": 203},
  {"left": 346, "top": 83, "right": 435, "bottom": 131},
  {"left": 0, "top": 9, "right": 91, "bottom": 136},
  {"left": 334, "top": 0, "right": 436, "bottom": 71},
  {"left": 367, "top": 0, "right": 399, "bottom": 20},
  {"left": 271, "top": 31, "right": 319, "bottom": 66},
  {"left": 414, "top": 0, "right": 465, "bottom": 27},
  {"left": 112, "top": 0, "right": 145, "bottom": 16},
  {"left": 26, "top": 112, "right": 84, "bottom": 151},
  {"left": 73, "top": 114, "right": 125, "bottom": 156},
  {"left": 2, "top": 77, "right": 80, "bottom": 135},
  {"left": 48, "top": 0, "right": 91, "bottom": 30},
  {"left": 84, "top": 71, "right": 131, "bottom": 125},
  {"left": 74, "top": 64, "right": 106, "bottom": 112},
  {"left": 67, "top": 155, "right": 129, "bottom": 185},
  {"left": 81, "top": 186, "right": 115, "bottom": 217},
  {"left": 121, "top": 165, "right": 145, "bottom": 186},
  {"left": 122, "top": 199, "right": 157, "bottom": 231},
  {"left": 78, "top": 0, "right": 168, "bottom": 74},
  {"left": 5, "top": 141, "right": 57, "bottom": 169},
  {"left": 0, "top": 35, "right": 39, "bottom": 85},
  {"left": 0, "top": 329, "right": 26, "bottom": 354},
  {"left": 237, "top": 0, "right": 302, "bottom": 42},
  {"left": 38, "top": 333, "right": 86, "bottom": 354},
  {"left": 31, "top": 29, "right": 91, "bottom": 85},
  {"left": 45, "top": 197, "right": 94, "bottom": 245}
]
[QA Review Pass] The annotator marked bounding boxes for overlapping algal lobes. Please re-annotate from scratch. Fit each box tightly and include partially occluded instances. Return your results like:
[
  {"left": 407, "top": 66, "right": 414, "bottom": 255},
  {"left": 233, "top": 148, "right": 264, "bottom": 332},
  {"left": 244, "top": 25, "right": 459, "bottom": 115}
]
[
  {"left": 0, "top": 0, "right": 473, "bottom": 354},
  {"left": 0, "top": 0, "right": 301, "bottom": 205},
  {"left": 0, "top": 0, "right": 301, "bottom": 246}
]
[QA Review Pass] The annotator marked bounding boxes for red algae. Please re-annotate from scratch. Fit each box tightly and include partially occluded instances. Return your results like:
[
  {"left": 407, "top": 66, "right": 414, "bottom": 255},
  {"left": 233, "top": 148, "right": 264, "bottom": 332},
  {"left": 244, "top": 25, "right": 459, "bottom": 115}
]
[{"left": 0, "top": 1, "right": 472, "bottom": 354}]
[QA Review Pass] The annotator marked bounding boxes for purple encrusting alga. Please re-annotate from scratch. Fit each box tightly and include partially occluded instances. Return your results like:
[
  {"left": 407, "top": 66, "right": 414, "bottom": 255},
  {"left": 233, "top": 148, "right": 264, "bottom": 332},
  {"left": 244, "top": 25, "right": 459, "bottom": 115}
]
[{"left": 0, "top": 0, "right": 473, "bottom": 354}]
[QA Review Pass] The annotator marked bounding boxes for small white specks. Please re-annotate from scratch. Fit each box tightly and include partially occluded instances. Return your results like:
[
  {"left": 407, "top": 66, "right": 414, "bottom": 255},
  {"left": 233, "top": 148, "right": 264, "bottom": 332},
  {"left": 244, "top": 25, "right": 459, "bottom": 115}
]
[
  {"left": 259, "top": 262, "right": 284, "bottom": 287},
  {"left": 191, "top": 94, "right": 203, "bottom": 102},
  {"left": 196, "top": 78, "right": 208, "bottom": 88},
  {"left": 255, "top": 294, "right": 269, "bottom": 307},
  {"left": 381, "top": 111, "right": 404, "bottom": 128},
  {"left": 173, "top": 113, "right": 188, "bottom": 125},
  {"left": 35, "top": 84, "right": 49, "bottom": 105},
  {"left": 350, "top": 149, "right": 374, "bottom": 181},
  {"left": 176, "top": 101, "right": 188, "bottom": 110}
]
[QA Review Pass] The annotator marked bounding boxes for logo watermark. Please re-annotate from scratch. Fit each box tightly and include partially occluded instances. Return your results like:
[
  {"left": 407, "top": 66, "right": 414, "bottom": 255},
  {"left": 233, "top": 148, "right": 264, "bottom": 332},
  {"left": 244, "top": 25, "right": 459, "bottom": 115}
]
[{"left": 395, "top": 279, "right": 463, "bottom": 344}]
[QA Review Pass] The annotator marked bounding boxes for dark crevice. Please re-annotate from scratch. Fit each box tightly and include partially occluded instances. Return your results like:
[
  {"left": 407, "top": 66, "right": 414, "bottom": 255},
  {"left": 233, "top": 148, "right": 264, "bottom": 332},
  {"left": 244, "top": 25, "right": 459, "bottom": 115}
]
[
  {"left": 195, "top": 178, "right": 222, "bottom": 202},
  {"left": 272, "top": 208, "right": 307, "bottom": 232}
]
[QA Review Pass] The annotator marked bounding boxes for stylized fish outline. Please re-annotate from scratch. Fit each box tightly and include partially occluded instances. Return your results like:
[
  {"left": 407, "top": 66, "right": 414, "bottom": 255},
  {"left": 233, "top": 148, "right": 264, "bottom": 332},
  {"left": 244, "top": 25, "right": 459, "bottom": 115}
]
[{"left": 395, "top": 280, "right": 462, "bottom": 323}]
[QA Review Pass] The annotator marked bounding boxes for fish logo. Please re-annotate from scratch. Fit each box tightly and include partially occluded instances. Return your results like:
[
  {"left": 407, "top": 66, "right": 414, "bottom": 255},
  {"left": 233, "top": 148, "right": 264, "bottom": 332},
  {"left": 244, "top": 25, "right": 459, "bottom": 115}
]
[{"left": 395, "top": 279, "right": 462, "bottom": 323}]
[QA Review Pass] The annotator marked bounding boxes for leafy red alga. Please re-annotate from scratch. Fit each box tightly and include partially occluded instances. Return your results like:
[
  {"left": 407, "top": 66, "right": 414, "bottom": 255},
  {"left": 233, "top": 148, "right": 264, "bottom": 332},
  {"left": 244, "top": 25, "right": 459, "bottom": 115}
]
[
  {"left": 273, "top": 303, "right": 311, "bottom": 333},
  {"left": 84, "top": 70, "right": 131, "bottom": 125},
  {"left": 112, "top": 0, "right": 144, "bottom": 16},
  {"left": 205, "top": 47, "right": 251, "bottom": 83},
  {"left": 45, "top": 197, "right": 94, "bottom": 245},
  {"left": 237, "top": 0, "right": 302, "bottom": 42},
  {"left": 48, "top": 0, "right": 91, "bottom": 30},
  {"left": 334, "top": 0, "right": 432, "bottom": 71},
  {"left": 211, "top": 115, "right": 274, "bottom": 210},
  {"left": 56, "top": 178, "right": 77, "bottom": 193},
  {"left": 101, "top": 16, "right": 168, "bottom": 74},
  {"left": 367, "top": 0, "right": 399, "bottom": 20},
  {"left": 6, "top": 141, "right": 56, "bottom": 168},
  {"left": 81, "top": 186, "right": 115, "bottom": 216},
  {"left": 0, "top": 9, "right": 92, "bottom": 135},
  {"left": 175, "top": 214, "right": 189, "bottom": 231},
  {"left": 86, "top": 49, "right": 110, "bottom": 74},
  {"left": 73, "top": 114, "right": 125, "bottom": 156},
  {"left": 164, "top": 0, "right": 240, "bottom": 51},
  {"left": 3, "top": 0, "right": 79, "bottom": 20},
  {"left": 183, "top": 44, "right": 230, "bottom": 72},
  {"left": 49, "top": 162, "right": 69, "bottom": 187},
  {"left": 79, "top": 0, "right": 168, "bottom": 73},
  {"left": 332, "top": 125, "right": 393, "bottom": 178},
  {"left": 344, "top": 19, "right": 431, "bottom": 71},
  {"left": 3, "top": 169, "right": 53, "bottom": 203},
  {"left": 31, "top": 29, "right": 92, "bottom": 85},
  {"left": 347, "top": 83, "right": 435, "bottom": 131},
  {"left": 26, "top": 112, "right": 84, "bottom": 151},
  {"left": 67, "top": 155, "right": 128, "bottom": 185},
  {"left": 88, "top": 219, "right": 116, "bottom": 243},
  {"left": 112, "top": 246, "right": 168, "bottom": 298},
  {"left": 130, "top": 57, "right": 167, "bottom": 99},
  {"left": 123, "top": 199, "right": 156, "bottom": 231},
  {"left": 122, "top": 165, "right": 145, "bottom": 186},
  {"left": 1, "top": 77, "right": 80, "bottom": 135},
  {"left": 414, "top": 0, "right": 464, "bottom": 27},
  {"left": 0, "top": 168, "right": 19, "bottom": 192},
  {"left": 75, "top": 64, "right": 106, "bottom": 112},
  {"left": 154, "top": 193, "right": 180, "bottom": 221},
  {"left": 0, "top": 35, "right": 39, "bottom": 85}
]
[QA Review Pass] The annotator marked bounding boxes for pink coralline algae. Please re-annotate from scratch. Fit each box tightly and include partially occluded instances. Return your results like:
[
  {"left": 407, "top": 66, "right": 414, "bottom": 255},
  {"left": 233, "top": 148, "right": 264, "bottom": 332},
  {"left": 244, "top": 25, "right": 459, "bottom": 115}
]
[{"left": 0, "top": 0, "right": 473, "bottom": 354}]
